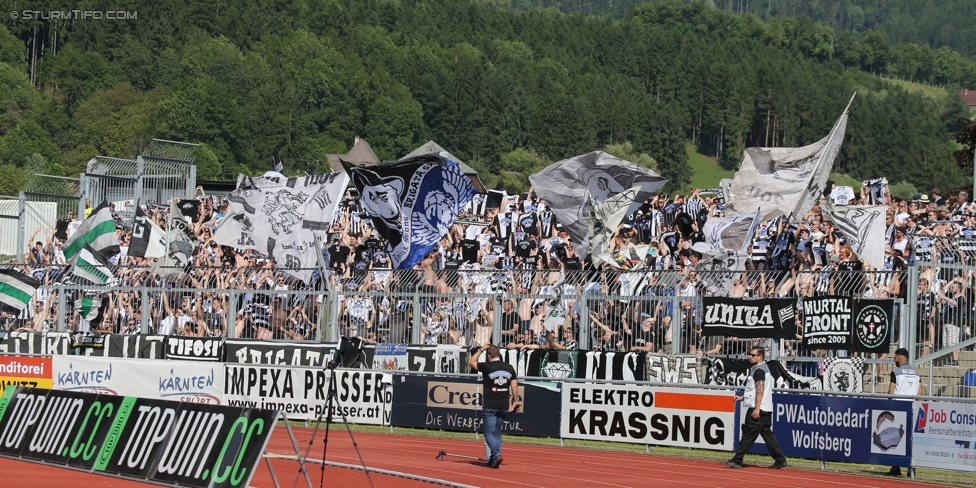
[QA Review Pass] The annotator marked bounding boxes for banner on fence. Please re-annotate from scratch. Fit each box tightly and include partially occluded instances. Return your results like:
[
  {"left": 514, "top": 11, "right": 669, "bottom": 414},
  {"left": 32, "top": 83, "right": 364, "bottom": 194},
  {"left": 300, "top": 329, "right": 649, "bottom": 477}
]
[
  {"left": 372, "top": 343, "right": 409, "bottom": 371},
  {"left": 0, "top": 331, "right": 167, "bottom": 359},
  {"left": 165, "top": 336, "right": 224, "bottom": 361},
  {"left": 560, "top": 384, "right": 735, "bottom": 450},
  {"left": 705, "top": 358, "right": 821, "bottom": 390},
  {"left": 912, "top": 401, "right": 976, "bottom": 472},
  {"left": 823, "top": 357, "right": 864, "bottom": 393},
  {"left": 0, "top": 386, "right": 276, "bottom": 488},
  {"left": 740, "top": 393, "right": 912, "bottom": 466},
  {"left": 52, "top": 356, "right": 224, "bottom": 404},
  {"left": 223, "top": 365, "right": 392, "bottom": 424},
  {"left": 801, "top": 297, "right": 894, "bottom": 351},
  {"left": 225, "top": 339, "right": 340, "bottom": 367},
  {"left": 391, "top": 373, "right": 561, "bottom": 437},
  {"left": 0, "top": 355, "right": 52, "bottom": 389},
  {"left": 645, "top": 354, "right": 701, "bottom": 384},
  {"left": 701, "top": 297, "right": 795, "bottom": 339}
]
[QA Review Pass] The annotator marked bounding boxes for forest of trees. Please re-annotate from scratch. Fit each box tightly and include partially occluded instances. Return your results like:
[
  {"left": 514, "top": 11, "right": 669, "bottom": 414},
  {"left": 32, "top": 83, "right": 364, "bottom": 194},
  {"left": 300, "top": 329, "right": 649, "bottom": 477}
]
[{"left": 0, "top": 0, "right": 971, "bottom": 197}]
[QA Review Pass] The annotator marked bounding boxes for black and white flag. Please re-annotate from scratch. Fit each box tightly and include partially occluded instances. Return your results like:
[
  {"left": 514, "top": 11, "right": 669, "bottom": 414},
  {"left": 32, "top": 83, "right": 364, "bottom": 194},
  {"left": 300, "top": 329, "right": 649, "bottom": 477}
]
[
  {"left": 156, "top": 199, "right": 201, "bottom": 276},
  {"left": 529, "top": 151, "right": 667, "bottom": 258},
  {"left": 213, "top": 172, "right": 349, "bottom": 282},
  {"left": 702, "top": 209, "right": 761, "bottom": 252},
  {"left": 697, "top": 248, "right": 750, "bottom": 296},
  {"left": 129, "top": 206, "right": 166, "bottom": 259},
  {"left": 823, "top": 357, "right": 864, "bottom": 393},
  {"left": 821, "top": 200, "right": 886, "bottom": 269},
  {"left": 701, "top": 296, "right": 795, "bottom": 339},
  {"left": 728, "top": 94, "right": 853, "bottom": 219},
  {"left": 852, "top": 299, "right": 894, "bottom": 354},
  {"left": 272, "top": 148, "right": 284, "bottom": 173},
  {"left": 343, "top": 154, "right": 476, "bottom": 269}
]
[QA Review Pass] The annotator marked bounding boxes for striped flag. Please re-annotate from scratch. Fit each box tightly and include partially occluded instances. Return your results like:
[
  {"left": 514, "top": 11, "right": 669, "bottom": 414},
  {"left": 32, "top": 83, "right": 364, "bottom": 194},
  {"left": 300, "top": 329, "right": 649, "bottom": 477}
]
[
  {"left": 70, "top": 244, "right": 115, "bottom": 285},
  {"left": 62, "top": 201, "right": 120, "bottom": 260},
  {"left": 0, "top": 268, "right": 40, "bottom": 314},
  {"left": 75, "top": 295, "right": 106, "bottom": 324}
]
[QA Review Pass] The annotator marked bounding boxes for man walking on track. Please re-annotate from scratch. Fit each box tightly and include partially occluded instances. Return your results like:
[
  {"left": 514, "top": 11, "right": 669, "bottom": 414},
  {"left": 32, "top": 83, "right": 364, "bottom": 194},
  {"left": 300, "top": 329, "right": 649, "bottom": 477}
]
[
  {"left": 724, "top": 347, "right": 788, "bottom": 469},
  {"left": 886, "top": 347, "right": 921, "bottom": 477},
  {"left": 468, "top": 343, "right": 520, "bottom": 468}
]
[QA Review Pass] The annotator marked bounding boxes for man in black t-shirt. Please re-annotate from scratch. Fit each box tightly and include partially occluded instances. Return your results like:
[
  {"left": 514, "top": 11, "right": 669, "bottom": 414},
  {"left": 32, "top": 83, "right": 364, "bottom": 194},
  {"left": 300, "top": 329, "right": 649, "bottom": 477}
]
[
  {"left": 467, "top": 344, "right": 519, "bottom": 469},
  {"left": 328, "top": 240, "right": 350, "bottom": 269}
]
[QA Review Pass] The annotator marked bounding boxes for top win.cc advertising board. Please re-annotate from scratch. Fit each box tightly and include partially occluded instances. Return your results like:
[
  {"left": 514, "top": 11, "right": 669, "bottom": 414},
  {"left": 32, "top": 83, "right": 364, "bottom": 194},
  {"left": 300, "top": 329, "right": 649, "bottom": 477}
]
[
  {"left": 560, "top": 384, "right": 735, "bottom": 451},
  {"left": 0, "top": 386, "right": 277, "bottom": 488}
]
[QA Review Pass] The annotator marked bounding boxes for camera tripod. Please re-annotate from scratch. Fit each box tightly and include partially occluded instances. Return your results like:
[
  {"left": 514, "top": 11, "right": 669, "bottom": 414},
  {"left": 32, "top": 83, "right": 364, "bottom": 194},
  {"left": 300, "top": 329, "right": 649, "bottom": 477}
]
[{"left": 295, "top": 359, "right": 375, "bottom": 488}]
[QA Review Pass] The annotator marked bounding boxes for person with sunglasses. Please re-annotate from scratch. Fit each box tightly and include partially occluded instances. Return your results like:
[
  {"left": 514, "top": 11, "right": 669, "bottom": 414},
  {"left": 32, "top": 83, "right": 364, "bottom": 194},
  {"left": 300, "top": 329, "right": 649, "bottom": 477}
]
[{"left": 724, "top": 347, "right": 788, "bottom": 469}]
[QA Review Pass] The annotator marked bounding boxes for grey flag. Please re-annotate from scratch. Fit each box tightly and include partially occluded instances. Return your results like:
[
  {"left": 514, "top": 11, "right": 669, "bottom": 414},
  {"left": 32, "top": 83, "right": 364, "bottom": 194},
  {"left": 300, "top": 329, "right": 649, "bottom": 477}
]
[
  {"left": 728, "top": 93, "right": 854, "bottom": 220},
  {"left": 529, "top": 151, "right": 667, "bottom": 258}
]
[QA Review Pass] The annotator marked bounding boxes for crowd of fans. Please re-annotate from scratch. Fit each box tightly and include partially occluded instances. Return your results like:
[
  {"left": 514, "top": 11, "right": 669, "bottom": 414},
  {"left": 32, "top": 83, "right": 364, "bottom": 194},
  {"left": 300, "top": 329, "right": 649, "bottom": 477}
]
[{"left": 4, "top": 180, "right": 976, "bottom": 363}]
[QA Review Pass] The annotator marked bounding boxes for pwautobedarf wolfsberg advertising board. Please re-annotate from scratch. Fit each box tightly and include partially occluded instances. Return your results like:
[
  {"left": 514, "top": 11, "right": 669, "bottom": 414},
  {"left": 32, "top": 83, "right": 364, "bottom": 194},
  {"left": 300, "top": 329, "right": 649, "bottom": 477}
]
[
  {"left": 912, "top": 401, "right": 976, "bottom": 472},
  {"left": 390, "top": 373, "right": 560, "bottom": 437},
  {"left": 739, "top": 393, "right": 912, "bottom": 467},
  {"left": 560, "top": 384, "right": 735, "bottom": 451},
  {"left": 223, "top": 365, "right": 392, "bottom": 424},
  {"left": 0, "top": 386, "right": 276, "bottom": 488},
  {"left": 52, "top": 356, "right": 224, "bottom": 404}
]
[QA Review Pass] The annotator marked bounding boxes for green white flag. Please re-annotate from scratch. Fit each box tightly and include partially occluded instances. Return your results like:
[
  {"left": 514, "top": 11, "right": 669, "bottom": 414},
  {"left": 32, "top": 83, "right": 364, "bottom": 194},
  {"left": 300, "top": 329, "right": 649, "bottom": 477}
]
[
  {"left": 75, "top": 295, "right": 105, "bottom": 324},
  {"left": 0, "top": 268, "right": 40, "bottom": 314},
  {"left": 62, "top": 201, "right": 120, "bottom": 260},
  {"left": 70, "top": 244, "right": 115, "bottom": 285}
]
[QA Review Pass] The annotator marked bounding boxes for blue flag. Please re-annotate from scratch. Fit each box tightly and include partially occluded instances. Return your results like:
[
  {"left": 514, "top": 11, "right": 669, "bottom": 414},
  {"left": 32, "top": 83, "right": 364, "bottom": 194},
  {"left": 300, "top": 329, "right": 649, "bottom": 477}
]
[{"left": 343, "top": 154, "right": 476, "bottom": 269}]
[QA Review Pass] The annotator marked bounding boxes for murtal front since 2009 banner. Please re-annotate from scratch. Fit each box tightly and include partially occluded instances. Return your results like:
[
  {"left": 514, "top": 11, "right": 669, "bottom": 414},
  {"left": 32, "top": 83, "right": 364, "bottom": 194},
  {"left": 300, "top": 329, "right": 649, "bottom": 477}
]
[{"left": 0, "top": 386, "right": 277, "bottom": 488}]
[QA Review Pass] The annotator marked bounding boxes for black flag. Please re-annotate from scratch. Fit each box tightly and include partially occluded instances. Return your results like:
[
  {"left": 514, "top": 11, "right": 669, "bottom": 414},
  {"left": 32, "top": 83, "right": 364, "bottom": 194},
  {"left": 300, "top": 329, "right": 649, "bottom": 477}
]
[{"left": 273, "top": 148, "right": 283, "bottom": 173}]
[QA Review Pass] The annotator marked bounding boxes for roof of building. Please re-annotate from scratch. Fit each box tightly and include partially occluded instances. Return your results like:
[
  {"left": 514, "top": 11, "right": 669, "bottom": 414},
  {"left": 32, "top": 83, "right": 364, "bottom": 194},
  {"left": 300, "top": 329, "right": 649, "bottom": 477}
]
[
  {"left": 327, "top": 137, "right": 380, "bottom": 173},
  {"left": 401, "top": 141, "right": 485, "bottom": 192},
  {"left": 962, "top": 89, "right": 976, "bottom": 106}
]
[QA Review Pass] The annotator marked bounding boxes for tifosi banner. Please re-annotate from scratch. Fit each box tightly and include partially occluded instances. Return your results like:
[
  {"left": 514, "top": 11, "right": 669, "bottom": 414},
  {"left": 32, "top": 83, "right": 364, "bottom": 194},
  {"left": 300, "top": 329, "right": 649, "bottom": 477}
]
[
  {"left": 223, "top": 365, "right": 392, "bottom": 424},
  {"left": 0, "top": 355, "right": 52, "bottom": 389},
  {"left": 912, "top": 401, "right": 976, "bottom": 472},
  {"left": 165, "top": 336, "right": 224, "bottom": 361},
  {"left": 561, "top": 384, "right": 734, "bottom": 450},
  {"left": 0, "top": 386, "right": 276, "bottom": 488},
  {"left": 52, "top": 356, "right": 224, "bottom": 404},
  {"left": 701, "top": 297, "right": 795, "bottom": 339},
  {"left": 390, "top": 373, "right": 561, "bottom": 437},
  {"left": 738, "top": 393, "right": 912, "bottom": 466}
]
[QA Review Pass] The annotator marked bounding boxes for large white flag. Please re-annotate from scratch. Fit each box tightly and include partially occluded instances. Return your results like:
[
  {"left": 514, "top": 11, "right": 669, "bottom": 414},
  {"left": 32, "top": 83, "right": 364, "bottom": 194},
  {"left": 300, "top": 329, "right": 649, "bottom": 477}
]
[
  {"left": 821, "top": 200, "right": 886, "bottom": 269},
  {"left": 590, "top": 186, "right": 645, "bottom": 267},
  {"left": 728, "top": 94, "right": 854, "bottom": 220},
  {"left": 213, "top": 172, "right": 349, "bottom": 282}
]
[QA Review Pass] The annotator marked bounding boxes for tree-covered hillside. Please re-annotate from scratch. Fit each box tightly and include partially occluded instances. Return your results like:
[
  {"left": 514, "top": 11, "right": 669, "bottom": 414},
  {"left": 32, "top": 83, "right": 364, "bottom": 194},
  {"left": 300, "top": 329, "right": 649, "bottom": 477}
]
[{"left": 0, "top": 0, "right": 969, "bottom": 196}]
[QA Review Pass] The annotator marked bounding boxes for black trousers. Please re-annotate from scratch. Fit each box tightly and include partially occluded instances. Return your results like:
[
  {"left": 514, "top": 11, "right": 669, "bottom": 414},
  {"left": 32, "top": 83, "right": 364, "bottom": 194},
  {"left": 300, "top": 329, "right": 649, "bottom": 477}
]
[{"left": 731, "top": 411, "right": 786, "bottom": 464}]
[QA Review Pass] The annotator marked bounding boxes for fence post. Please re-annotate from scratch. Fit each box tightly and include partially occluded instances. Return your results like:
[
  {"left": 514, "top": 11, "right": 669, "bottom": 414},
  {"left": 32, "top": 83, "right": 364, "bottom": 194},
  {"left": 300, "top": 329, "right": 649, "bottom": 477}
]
[
  {"left": 579, "top": 294, "right": 590, "bottom": 350},
  {"left": 905, "top": 264, "right": 919, "bottom": 365},
  {"left": 188, "top": 165, "right": 197, "bottom": 199},
  {"left": 16, "top": 191, "right": 25, "bottom": 261},
  {"left": 140, "top": 283, "right": 150, "bottom": 334},
  {"left": 493, "top": 295, "right": 502, "bottom": 345},
  {"left": 226, "top": 289, "right": 237, "bottom": 339},
  {"left": 671, "top": 293, "right": 682, "bottom": 355},
  {"left": 135, "top": 156, "right": 145, "bottom": 204},
  {"left": 411, "top": 291, "right": 422, "bottom": 345},
  {"left": 56, "top": 285, "right": 66, "bottom": 332},
  {"left": 324, "top": 291, "right": 339, "bottom": 343},
  {"left": 77, "top": 173, "right": 88, "bottom": 218}
]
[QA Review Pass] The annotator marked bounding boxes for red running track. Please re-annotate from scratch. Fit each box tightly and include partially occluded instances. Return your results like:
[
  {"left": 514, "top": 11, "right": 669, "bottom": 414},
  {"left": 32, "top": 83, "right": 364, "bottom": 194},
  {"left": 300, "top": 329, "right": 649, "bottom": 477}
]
[{"left": 0, "top": 427, "right": 955, "bottom": 487}]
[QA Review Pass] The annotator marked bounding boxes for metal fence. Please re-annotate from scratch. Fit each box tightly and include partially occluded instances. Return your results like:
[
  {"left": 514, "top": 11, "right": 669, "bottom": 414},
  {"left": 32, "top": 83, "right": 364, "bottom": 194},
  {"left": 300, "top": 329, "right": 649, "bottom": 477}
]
[{"left": 81, "top": 139, "right": 198, "bottom": 210}]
